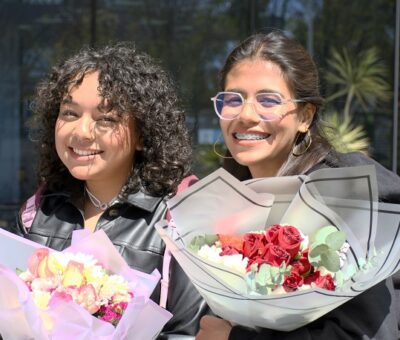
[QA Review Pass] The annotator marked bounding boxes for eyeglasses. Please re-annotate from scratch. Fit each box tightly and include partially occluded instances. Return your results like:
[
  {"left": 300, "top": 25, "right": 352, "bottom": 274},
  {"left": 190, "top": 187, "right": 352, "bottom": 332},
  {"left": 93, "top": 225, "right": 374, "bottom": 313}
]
[{"left": 210, "top": 91, "right": 306, "bottom": 121}]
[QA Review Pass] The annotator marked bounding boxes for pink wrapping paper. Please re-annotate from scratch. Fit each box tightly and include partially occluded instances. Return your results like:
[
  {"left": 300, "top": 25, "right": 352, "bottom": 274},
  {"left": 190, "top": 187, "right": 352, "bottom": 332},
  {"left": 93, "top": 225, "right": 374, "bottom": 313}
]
[{"left": 0, "top": 229, "right": 172, "bottom": 339}]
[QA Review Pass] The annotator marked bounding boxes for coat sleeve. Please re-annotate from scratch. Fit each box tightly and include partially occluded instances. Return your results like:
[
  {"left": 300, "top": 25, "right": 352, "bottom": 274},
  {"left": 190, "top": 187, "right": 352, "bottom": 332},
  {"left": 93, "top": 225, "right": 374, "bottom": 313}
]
[
  {"left": 229, "top": 278, "right": 399, "bottom": 339},
  {"left": 158, "top": 256, "right": 211, "bottom": 338}
]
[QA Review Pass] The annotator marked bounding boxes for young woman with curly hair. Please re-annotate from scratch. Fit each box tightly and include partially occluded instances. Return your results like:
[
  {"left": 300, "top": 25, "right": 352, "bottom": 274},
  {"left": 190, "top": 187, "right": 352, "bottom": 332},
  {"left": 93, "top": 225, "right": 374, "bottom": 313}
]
[{"left": 8, "top": 43, "right": 208, "bottom": 337}]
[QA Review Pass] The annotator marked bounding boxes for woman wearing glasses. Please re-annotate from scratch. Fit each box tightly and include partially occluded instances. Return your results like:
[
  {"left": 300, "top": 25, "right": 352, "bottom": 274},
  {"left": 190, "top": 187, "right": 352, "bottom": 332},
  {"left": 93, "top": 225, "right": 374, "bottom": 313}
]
[
  {"left": 7, "top": 43, "right": 208, "bottom": 338},
  {"left": 197, "top": 31, "right": 400, "bottom": 339}
]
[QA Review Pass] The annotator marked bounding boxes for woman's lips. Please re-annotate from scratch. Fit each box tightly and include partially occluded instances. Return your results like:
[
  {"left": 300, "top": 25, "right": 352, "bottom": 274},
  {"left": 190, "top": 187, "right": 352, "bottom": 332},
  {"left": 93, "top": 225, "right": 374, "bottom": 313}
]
[
  {"left": 68, "top": 147, "right": 103, "bottom": 160},
  {"left": 233, "top": 132, "right": 271, "bottom": 141}
]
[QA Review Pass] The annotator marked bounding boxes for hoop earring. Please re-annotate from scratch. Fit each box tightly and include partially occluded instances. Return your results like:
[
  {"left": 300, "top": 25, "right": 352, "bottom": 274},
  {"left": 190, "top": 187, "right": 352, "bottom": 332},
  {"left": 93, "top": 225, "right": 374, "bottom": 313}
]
[
  {"left": 292, "top": 130, "right": 312, "bottom": 157},
  {"left": 213, "top": 133, "right": 233, "bottom": 159}
]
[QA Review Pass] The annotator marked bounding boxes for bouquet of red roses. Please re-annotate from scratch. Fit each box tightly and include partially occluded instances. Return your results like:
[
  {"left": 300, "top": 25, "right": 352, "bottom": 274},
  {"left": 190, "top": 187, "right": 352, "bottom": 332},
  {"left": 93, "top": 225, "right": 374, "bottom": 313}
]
[
  {"left": 190, "top": 223, "right": 349, "bottom": 296},
  {"left": 156, "top": 166, "right": 400, "bottom": 331}
]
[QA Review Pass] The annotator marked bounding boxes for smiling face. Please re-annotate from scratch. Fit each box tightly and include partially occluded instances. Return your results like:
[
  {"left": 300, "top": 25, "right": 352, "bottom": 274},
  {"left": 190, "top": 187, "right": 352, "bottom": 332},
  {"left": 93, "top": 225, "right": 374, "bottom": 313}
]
[
  {"left": 220, "top": 58, "right": 313, "bottom": 178},
  {"left": 55, "top": 71, "right": 142, "bottom": 191}
]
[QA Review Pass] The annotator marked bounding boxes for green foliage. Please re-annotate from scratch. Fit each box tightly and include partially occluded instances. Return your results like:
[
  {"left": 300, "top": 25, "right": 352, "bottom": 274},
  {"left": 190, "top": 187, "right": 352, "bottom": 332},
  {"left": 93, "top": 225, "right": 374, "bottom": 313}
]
[
  {"left": 308, "top": 226, "right": 347, "bottom": 272},
  {"left": 323, "top": 112, "right": 370, "bottom": 154},
  {"left": 324, "top": 47, "right": 391, "bottom": 120},
  {"left": 188, "top": 234, "right": 219, "bottom": 253},
  {"left": 194, "top": 144, "right": 224, "bottom": 179},
  {"left": 245, "top": 262, "right": 291, "bottom": 294}
]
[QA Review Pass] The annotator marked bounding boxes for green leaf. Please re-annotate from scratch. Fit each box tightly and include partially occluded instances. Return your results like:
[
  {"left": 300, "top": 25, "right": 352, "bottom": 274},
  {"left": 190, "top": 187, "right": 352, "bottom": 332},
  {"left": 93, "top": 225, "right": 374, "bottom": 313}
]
[
  {"left": 326, "top": 231, "right": 347, "bottom": 250},
  {"left": 204, "top": 234, "right": 219, "bottom": 245},
  {"left": 335, "top": 271, "right": 344, "bottom": 287},
  {"left": 188, "top": 234, "right": 218, "bottom": 252},
  {"left": 321, "top": 250, "right": 341, "bottom": 272},
  {"left": 16, "top": 268, "right": 23, "bottom": 275},
  {"left": 313, "top": 226, "right": 337, "bottom": 243},
  {"left": 309, "top": 244, "right": 329, "bottom": 258},
  {"left": 255, "top": 264, "right": 271, "bottom": 286}
]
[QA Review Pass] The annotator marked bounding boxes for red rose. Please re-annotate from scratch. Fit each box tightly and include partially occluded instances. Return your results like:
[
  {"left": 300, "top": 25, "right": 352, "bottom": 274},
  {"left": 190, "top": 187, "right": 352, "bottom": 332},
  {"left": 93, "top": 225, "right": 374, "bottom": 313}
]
[
  {"left": 243, "top": 233, "right": 268, "bottom": 260},
  {"left": 220, "top": 245, "right": 241, "bottom": 256},
  {"left": 265, "top": 224, "right": 281, "bottom": 245},
  {"left": 291, "top": 253, "right": 312, "bottom": 276},
  {"left": 264, "top": 244, "right": 291, "bottom": 267},
  {"left": 303, "top": 270, "right": 320, "bottom": 285},
  {"left": 315, "top": 274, "right": 335, "bottom": 291},
  {"left": 277, "top": 225, "right": 303, "bottom": 259},
  {"left": 283, "top": 271, "right": 304, "bottom": 292}
]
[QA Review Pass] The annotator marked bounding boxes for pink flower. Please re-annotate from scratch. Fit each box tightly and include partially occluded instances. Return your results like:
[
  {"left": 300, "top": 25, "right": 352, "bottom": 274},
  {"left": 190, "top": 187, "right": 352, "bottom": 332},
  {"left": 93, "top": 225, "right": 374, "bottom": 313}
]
[{"left": 28, "top": 248, "right": 56, "bottom": 279}]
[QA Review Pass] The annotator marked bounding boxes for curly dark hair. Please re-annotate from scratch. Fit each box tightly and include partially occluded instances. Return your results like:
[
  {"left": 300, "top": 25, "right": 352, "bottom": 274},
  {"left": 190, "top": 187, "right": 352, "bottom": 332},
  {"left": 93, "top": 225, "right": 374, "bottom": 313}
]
[
  {"left": 219, "top": 30, "right": 333, "bottom": 180},
  {"left": 31, "top": 42, "right": 192, "bottom": 197}
]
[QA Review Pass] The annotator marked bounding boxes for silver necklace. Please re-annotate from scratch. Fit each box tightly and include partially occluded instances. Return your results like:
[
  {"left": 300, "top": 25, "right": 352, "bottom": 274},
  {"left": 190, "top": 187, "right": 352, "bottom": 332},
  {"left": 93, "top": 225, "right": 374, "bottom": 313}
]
[{"left": 85, "top": 186, "right": 116, "bottom": 211}]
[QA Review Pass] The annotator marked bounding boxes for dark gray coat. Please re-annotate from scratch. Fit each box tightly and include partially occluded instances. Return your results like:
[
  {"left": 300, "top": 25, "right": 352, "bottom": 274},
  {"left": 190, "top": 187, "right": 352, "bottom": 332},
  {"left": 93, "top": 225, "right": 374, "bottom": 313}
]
[{"left": 230, "top": 151, "right": 400, "bottom": 340}]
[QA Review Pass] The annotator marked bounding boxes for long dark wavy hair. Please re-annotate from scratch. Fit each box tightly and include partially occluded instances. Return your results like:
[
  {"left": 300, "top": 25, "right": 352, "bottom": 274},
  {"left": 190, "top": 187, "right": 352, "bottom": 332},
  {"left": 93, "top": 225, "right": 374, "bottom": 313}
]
[
  {"left": 31, "top": 42, "right": 192, "bottom": 197},
  {"left": 219, "top": 31, "right": 333, "bottom": 180}
]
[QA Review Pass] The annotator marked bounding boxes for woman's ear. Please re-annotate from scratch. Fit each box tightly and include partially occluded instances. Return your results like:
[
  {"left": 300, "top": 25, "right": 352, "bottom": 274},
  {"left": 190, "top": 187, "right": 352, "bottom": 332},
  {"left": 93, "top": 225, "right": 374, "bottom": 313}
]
[
  {"left": 135, "top": 135, "right": 144, "bottom": 151},
  {"left": 298, "top": 103, "right": 316, "bottom": 133}
]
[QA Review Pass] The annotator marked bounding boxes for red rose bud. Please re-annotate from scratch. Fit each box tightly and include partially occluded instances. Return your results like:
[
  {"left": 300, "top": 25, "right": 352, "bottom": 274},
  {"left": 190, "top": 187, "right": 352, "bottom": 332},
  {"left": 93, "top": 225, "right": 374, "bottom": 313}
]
[
  {"left": 265, "top": 224, "right": 281, "bottom": 245},
  {"left": 315, "top": 274, "right": 335, "bottom": 291},
  {"left": 283, "top": 271, "right": 304, "bottom": 292},
  {"left": 264, "top": 244, "right": 291, "bottom": 267},
  {"left": 291, "top": 256, "right": 312, "bottom": 276},
  {"left": 220, "top": 245, "right": 241, "bottom": 256},
  {"left": 243, "top": 233, "right": 268, "bottom": 259},
  {"left": 303, "top": 270, "right": 320, "bottom": 285},
  {"left": 277, "top": 225, "right": 303, "bottom": 259}
]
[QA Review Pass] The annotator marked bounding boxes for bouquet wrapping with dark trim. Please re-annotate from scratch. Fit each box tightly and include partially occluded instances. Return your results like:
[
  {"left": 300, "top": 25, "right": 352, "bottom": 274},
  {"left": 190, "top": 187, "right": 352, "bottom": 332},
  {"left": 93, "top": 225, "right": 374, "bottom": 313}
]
[{"left": 155, "top": 166, "right": 400, "bottom": 331}]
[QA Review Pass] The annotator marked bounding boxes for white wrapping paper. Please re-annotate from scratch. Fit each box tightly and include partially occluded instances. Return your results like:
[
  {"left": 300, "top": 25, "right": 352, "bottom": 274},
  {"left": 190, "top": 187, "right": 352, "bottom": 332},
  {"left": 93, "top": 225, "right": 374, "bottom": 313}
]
[{"left": 155, "top": 166, "right": 400, "bottom": 331}]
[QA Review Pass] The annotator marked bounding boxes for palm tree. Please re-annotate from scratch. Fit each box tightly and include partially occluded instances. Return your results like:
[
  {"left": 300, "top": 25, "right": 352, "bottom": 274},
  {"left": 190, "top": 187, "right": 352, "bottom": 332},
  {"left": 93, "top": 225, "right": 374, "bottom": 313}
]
[
  {"left": 325, "top": 47, "right": 390, "bottom": 120},
  {"left": 322, "top": 112, "right": 370, "bottom": 155}
]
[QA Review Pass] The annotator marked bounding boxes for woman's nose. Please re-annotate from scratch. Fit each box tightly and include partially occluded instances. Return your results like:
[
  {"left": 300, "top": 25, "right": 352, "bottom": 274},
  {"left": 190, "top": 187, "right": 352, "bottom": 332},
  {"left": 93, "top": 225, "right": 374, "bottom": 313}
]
[
  {"left": 238, "top": 101, "right": 260, "bottom": 124},
  {"left": 73, "top": 116, "right": 95, "bottom": 141}
]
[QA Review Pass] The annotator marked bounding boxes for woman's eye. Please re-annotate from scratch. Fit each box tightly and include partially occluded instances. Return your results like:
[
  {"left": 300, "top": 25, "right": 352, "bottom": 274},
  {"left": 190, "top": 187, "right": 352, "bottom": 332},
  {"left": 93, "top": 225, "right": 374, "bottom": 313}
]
[
  {"left": 257, "top": 95, "right": 281, "bottom": 107},
  {"left": 58, "top": 110, "right": 78, "bottom": 119},
  {"left": 96, "top": 116, "right": 118, "bottom": 128}
]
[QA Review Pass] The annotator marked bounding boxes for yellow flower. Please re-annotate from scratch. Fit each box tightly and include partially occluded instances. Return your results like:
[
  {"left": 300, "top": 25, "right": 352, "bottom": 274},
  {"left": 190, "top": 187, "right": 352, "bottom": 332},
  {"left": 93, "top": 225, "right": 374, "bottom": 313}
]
[
  {"left": 62, "top": 260, "right": 85, "bottom": 287},
  {"left": 32, "top": 291, "right": 51, "bottom": 310}
]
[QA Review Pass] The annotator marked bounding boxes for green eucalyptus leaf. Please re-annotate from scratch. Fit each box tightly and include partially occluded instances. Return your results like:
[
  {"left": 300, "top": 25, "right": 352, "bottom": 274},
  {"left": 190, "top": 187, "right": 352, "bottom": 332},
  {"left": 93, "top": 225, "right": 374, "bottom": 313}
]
[
  {"left": 313, "top": 226, "right": 337, "bottom": 243},
  {"left": 335, "top": 271, "right": 344, "bottom": 287},
  {"left": 309, "top": 244, "right": 329, "bottom": 257},
  {"left": 188, "top": 234, "right": 218, "bottom": 252},
  {"left": 204, "top": 234, "right": 219, "bottom": 245},
  {"left": 326, "top": 231, "right": 347, "bottom": 250},
  {"left": 321, "top": 250, "right": 340, "bottom": 272},
  {"left": 255, "top": 264, "right": 271, "bottom": 286}
]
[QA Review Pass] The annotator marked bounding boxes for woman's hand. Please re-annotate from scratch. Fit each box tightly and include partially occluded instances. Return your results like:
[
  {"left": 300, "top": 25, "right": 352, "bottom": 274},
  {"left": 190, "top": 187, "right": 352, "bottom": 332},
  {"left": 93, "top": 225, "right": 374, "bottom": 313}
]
[{"left": 196, "top": 315, "right": 232, "bottom": 340}]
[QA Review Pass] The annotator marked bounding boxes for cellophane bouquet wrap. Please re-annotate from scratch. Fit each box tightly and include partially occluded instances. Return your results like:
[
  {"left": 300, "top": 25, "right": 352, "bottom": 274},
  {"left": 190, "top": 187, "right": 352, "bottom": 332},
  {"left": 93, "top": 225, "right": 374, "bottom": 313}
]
[
  {"left": 155, "top": 166, "right": 400, "bottom": 331},
  {"left": 0, "top": 229, "right": 172, "bottom": 340}
]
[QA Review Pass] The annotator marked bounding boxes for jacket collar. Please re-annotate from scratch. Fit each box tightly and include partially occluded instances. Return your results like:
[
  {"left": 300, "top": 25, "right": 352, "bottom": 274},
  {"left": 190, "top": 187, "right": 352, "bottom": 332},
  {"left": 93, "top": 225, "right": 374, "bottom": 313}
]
[{"left": 43, "top": 189, "right": 164, "bottom": 213}]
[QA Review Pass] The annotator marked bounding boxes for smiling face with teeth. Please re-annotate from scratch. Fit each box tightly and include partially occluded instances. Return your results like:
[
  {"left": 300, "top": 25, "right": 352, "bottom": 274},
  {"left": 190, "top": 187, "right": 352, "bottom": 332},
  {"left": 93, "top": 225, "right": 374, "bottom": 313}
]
[
  {"left": 55, "top": 71, "right": 142, "bottom": 193},
  {"left": 220, "top": 59, "right": 314, "bottom": 178}
]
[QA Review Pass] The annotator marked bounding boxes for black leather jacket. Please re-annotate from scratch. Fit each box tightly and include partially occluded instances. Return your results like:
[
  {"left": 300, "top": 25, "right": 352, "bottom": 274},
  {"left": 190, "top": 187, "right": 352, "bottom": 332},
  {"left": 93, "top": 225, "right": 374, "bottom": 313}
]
[{"left": 8, "top": 189, "right": 209, "bottom": 338}]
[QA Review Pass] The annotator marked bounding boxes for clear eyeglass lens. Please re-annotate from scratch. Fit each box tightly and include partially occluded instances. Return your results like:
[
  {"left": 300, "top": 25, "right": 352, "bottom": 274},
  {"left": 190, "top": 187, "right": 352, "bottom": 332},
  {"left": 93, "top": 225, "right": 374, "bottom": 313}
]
[{"left": 215, "top": 92, "right": 282, "bottom": 121}]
